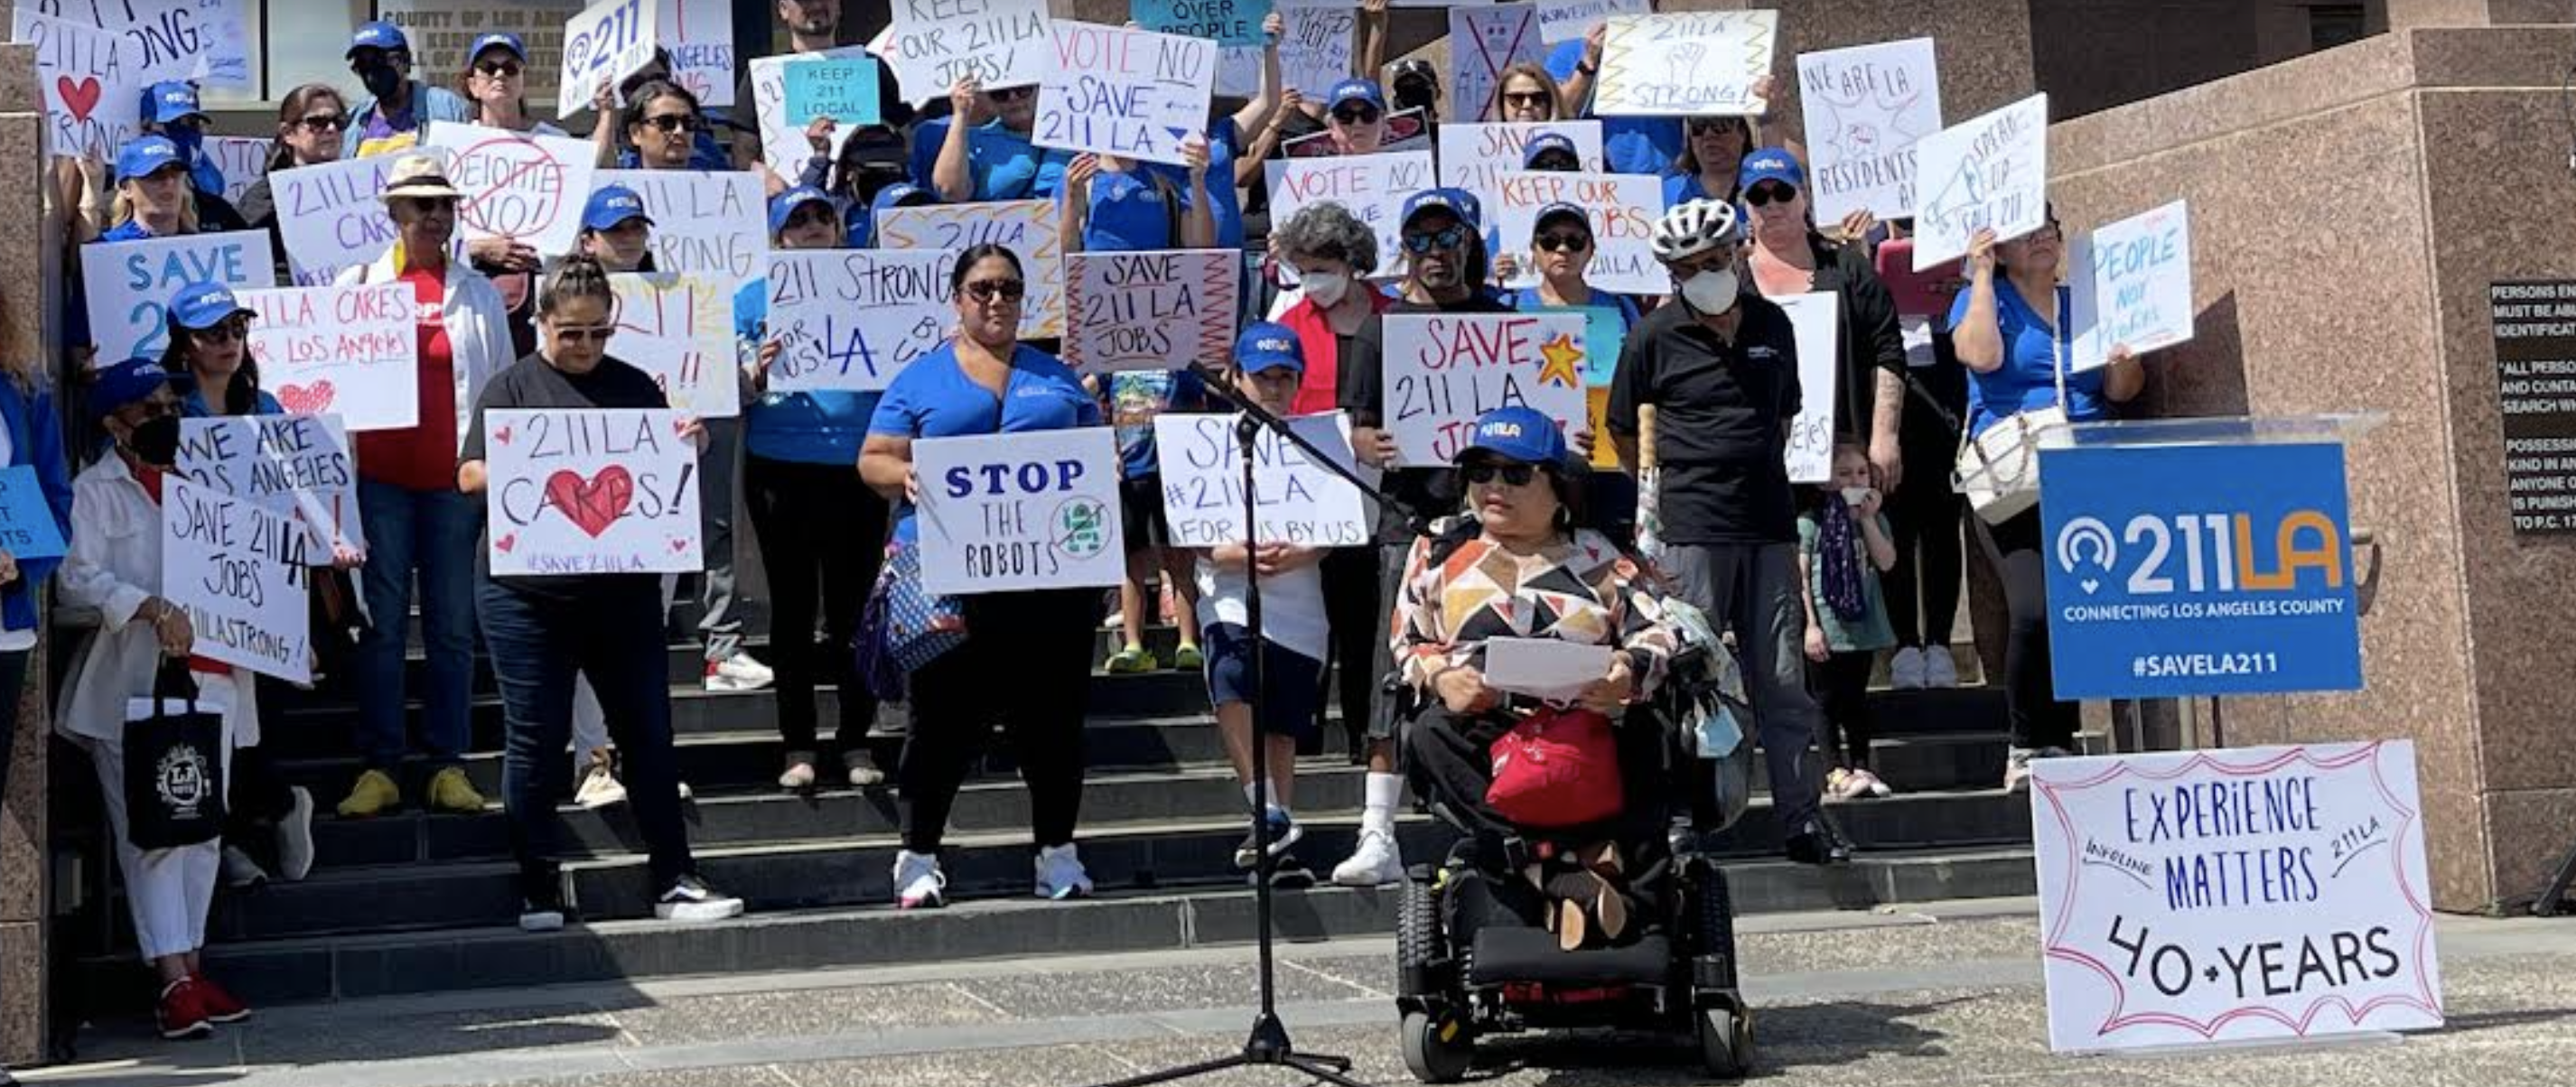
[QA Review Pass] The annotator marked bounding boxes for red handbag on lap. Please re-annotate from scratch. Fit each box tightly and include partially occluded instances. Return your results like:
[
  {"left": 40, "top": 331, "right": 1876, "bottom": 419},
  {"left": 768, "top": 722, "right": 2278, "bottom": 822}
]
[{"left": 1486, "top": 707, "right": 1623, "bottom": 830}]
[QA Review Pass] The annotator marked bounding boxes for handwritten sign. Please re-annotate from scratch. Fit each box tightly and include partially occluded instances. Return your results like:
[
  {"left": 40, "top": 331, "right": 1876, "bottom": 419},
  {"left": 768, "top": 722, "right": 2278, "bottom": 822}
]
[
  {"left": 176, "top": 414, "right": 362, "bottom": 559},
  {"left": 1911, "top": 93, "right": 2049, "bottom": 270},
  {"left": 1450, "top": 5, "right": 1545, "bottom": 124},
  {"left": 785, "top": 57, "right": 884, "bottom": 128},
  {"left": 2031, "top": 742, "right": 2443, "bottom": 1052},
  {"left": 559, "top": 0, "right": 659, "bottom": 121},
  {"left": 1489, "top": 172, "right": 1662, "bottom": 294},
  {"left": 1264, "top": 150, "right": 1435, "bottom": 283},
  {"left": 1382, "top": 312, "right": 1589, "bottom": 464},
  {"left": 2068, "top": 200, "right": 2194, "bottom": 372},
  {"left": 485, "top": 409, "right": 703, "bottom": 575},
  {"left": 1437, "top": 121, "right": 1603, "bottom": 193},
  {"left": 208, "top": 136, "right": 272, "bottom": 208},
  {"left": 1537, "top": 0, "right": 1648, "bottom": 44},
  {"left": 422, "top": 123, "right": 600, "bottom": 258},
  {"left": 161, "top": 474, "right": 311, "bottom": 683},
  {"left": 915, "top": 428, "right": 1125, "bottom": 595},
  {"left": 659, "top": 0, "right": 736, "bottom": 107},
  {"left": 1798, "top": 37, "right": 1942, "bottom": 223},
  {"left": 765, "top": 249, "right": 957, "bottom": 393},
  {"left": 238, "top": 284, "right": 420, "bottom": 432},
  {"left": 1277, "top": 5, "right": 1355, "bottom": 98},
  {"left": 593, "top": 170, "right": 767, "bottom": 283},
  {"left": 1034, "top": 23, "right": 1213, "bottom": 168},
  {"left": 0, "top": 467, "right": 67, "bottom": 562},
  {"left": 1593, "top": 11, "right": 1776, "bottom": 117},
  {"left": 16, "top": 8, "right": 143, "bottom": 162},
  {"left": 751, "top": 47, "right": 870, "bottom": 174},
  {"left": 1061, "top": 250, "right": 1240, "bottom": 374},
  {"left": 376, "top": 0, "right": 584, "bottom": 103},
  {"left": 269, "top": 156, "right": 408, "bottom": 286},
  {"left": 27, "top": 0, "right": 250, "bottom": 88},
  {"left": 885, "top": 0, "right": 1050, "bottom": 102},
  {"left": 877, "top": 200, "right": 1065, "bottom": 339},
  {"left": 1774, "top": 291, "right": 1840, "bottom": 484},
  {"left": 611, "top": 273, "right": 741, "bottom": 417},
  {"left": 80, "top": 231, "right": 276, "bottom": 366},
  {"left": 1154, "top": 412, "right": 1368, "bottom": 547},
  {"left": 1133, "top": 0, "right": 1271, "bottom": 48}
]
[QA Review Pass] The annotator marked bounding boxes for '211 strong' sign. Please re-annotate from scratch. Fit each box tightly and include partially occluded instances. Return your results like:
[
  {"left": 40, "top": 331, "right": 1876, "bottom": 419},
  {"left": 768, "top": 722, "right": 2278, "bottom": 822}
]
[{"left": 2039, "top": 442, "right": 2360, "bottom": 699}]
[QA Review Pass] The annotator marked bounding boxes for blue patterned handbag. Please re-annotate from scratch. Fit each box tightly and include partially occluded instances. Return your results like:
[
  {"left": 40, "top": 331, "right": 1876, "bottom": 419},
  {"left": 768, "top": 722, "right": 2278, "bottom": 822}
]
[{"left": 855, "top": 538, "right": 967, "bottom": 701}]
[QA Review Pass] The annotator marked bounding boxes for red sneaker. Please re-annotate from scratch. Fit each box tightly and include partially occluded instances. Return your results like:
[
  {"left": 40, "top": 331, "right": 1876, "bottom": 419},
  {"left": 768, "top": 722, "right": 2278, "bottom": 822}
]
[
  {"left": 156, "top": 978, "right": 213, "bottom": 1040},
  {"left": 194, "top": 973, "right": 251, "bottom": 1024}
]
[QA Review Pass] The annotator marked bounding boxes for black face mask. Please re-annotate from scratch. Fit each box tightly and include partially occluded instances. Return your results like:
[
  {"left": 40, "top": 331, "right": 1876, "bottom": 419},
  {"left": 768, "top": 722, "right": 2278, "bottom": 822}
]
[
  {"left": 127, "top": 413, "right": 181, "bottom": 468},
  {"left": 356, "top": 62, "right": 405, "bottom": 101}
]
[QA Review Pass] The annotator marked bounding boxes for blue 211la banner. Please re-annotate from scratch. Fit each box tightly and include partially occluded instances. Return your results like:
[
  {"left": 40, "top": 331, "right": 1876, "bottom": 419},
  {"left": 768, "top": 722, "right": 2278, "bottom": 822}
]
[{"left": 2039, "top": 442, "right": 2362, "bottom": 699}]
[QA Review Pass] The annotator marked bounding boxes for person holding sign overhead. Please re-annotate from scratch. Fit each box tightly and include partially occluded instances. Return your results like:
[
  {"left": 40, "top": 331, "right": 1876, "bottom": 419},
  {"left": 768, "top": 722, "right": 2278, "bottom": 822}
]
[
  {"left": 929, "top": 76, "right": 1070, "bottom": 203},
  {"left": 1739, "top": 149, "right": 1908, "bottom": 490},
  {"left": 0, "top": 286, "right": 71, "bottom": 855},
  {"left": 1949, "top": 215, "right": 2144, "bottom": 794},
  {"left": 457, "top": 31, "right": 621, "bottom": 356},
  {"left": 342, "top": 22, "right": 472, "bottom": 159},
  {"left": 860, "top": 245, "right": 1104, "bottom": 909}
]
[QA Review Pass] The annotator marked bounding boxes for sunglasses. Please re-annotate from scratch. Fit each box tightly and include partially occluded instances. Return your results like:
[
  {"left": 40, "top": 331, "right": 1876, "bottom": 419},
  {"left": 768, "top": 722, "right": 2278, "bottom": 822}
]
[
  {"left": 989, "top": 85, "right": 1034, "bottom": 103},
  {"left": 1462, "top": 462, "right": 1538, "bottom": 487},
  {"left": 1744, "top": 182, "right": 1798, "bottom": 208},
  {"left": 1535, "top": 230, "right": 1591, "bottom": 254},
  {"left": 1402, "top": 225, "right": 1469, "bottom": 255},
  {"left": 1687, "top": 117, "right": 1742, "bottom": 136},
  {"left": 1529, "top": 153, "right": 1580, "bottom": 171},
  {"left": 475, "top": 60, "right": 525, "bottom": 79},
  {"left": 296, "top": 113, "right": 349, "bottom": 132},
  {"left": 1331, "top": 107, "right": 1381, "bottom": 125},
  {"left": 550, "top": 325, "right": 614, "bottom": 344},
  {"left": 1501, "top": 91, "right": 1550, "bottom": 107},
  {"left": 964, "top": 279, "right": 1026, "bottom": 302},
  {"left": 639, "top": 113, "right": 704, "bottom": 135}
]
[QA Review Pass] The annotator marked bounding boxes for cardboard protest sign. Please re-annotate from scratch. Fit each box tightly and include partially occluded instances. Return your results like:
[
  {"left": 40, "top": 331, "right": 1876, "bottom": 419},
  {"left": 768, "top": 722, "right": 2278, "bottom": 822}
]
[
  {"left": 785, "top": 57, "right": 884, "bottom": 128},
  {"left": 483, "top": 409, "right": 704, "bottom": 576},
  {"left": 751, "top": 47, "right": 871, "bottom": 175},
  {"left": 1277, "top": 5, "right": 1356, "bottom": 98},
  {"left": 238, "top": 284, "right": 420, "bottom": 432},
  {"left": 422, "top": 123, "right": 601, "bottom": 258},
  {"left": 877, "top": 200, "right": 1065, "bottom": 339},
  {"left": 176, "top": 414, "right": 362, "bottom": 559},
  {"left": 1133, "top": 0, "right": 1271, "bottom": 49},
  {"left": 1489, "top": 172, "right": 1662, "bottom": 294},
  {"left": 1062, "top": 250, "right": 1241, "bottom": 374},
  {"left": 1538, "top": 0, "right": 1648, "bottom": 44},
  {"left": 1264, "top": 150, "right": 1434, "bottom": 283},
  {"left": 1799, "top": 38, "right": 1941, "bottom": 223},
  {"left": 1215, "top": 44, "right": 1261, "bottom": 99},
  {"left": 765, "top": 249, "right": 957, "bottom": 393},
  {"left": 558, "top": 0, "right": 659, "bottom": 120},
  {"left": 914, "top": 429, "right": 1125, "bottom": 595},
  {"left": 2069, "top": 200, "right": 2194, "bottom": 372},
  {"left": 268, "top": 156, "right": 409, "bottom": 286},
  {"left": 1381, "top": 312, "right": 1589, "bottom": 463},
  {"left": 611, "top": 273, "right": 742, "bottom": 418},
  {"left": 593, "top": 170, "right": 768, "bottom": 283},
  {"left": 1450, "top": 5, "right": 1545, "bottom": 124},
  {"left": 1593, "top": 11, "right": 1776, "bottom": 117},
  {"left": 1912, "top": 93, "right": 2049, "bottom": 270},
  {"left": 376, "top": 1, "right": 584, "bottom": 103},
  {"left": 208, "top": 136, "right": 271, "bottom": 208},
  {"left": 1034, "top": 23, "right": 1214, "bottom": 168},
  {"left": 1154, "top": 411, "right": 1369, "bottom": 547},
  {"left": 1437, "top": 121, "right": 1603, "bottom": 192},
  {"left": 161, "top": 474, "right": 311, "bottom": 682},
  {"left": 16, "top": 8, "right": 143, "bottom": 162},
  {"left": 884, "top": 0, "right": 1050, "bottom": 102},
  {"left": 0, "top": 467, "right": 67, "bottom": 562},
  {"left": 2031, "top": 742, "right": 2443, "bottom": 1052},
  {"left": 1774, "top": 291, "right": 1840, "bottom": 484},
  {"left": 659, "top": 0, "right": 737, "bottom": 107},
  {"left": 80, "top": 231, "right": 276, "bottom": 367},
  {"left": 26, "top": 0, "right": 250, "bottom": 88}
]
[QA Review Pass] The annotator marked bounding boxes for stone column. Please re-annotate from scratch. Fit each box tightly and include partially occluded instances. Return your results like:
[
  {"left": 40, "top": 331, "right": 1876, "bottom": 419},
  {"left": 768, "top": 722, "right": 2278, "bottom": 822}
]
[{"left": 0, "top": 39, "right": 48, "bottom": 1069}]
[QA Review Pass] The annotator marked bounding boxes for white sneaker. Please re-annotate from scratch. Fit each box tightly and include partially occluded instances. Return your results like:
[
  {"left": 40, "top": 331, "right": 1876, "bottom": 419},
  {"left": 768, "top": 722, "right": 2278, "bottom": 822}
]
[
  {"left": 2003, "top": 748, "right": 2038, "bottom": 794},
  {"left": 654, "top": 874, "right": 745, "bottom": 922},
  {"left": 220, "top": 845, "right": 270, "bottom": 889},
  {"left": 1331, "top": 829, "right": 1404, "bottom": 887},
  {"left": 574, "top": 759, "right": 628, "bottom": 809},
  {"left": 1889, "top": 646, "right": 1927, "bottom": 690},
  {"left": 704, "top": 652, "right": 776, "bottom": 692},
  {"left": 894, "top": 850, "right": 947, "bottom": 909},
  {"left": 1034, "top": 843, "right": 1094, "bottom": 900},
  {"left": 275, "top": 785, "right": 315, "bottom": 881},
  {"left": 1922, "top": 648, "right": 1960, "bottom": 689}
]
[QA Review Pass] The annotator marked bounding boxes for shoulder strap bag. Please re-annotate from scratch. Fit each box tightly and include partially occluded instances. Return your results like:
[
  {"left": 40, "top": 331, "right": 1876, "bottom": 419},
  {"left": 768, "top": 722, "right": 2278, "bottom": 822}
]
[{"left": 1952, "top": 286, "right": 2072, "bottom": 525}]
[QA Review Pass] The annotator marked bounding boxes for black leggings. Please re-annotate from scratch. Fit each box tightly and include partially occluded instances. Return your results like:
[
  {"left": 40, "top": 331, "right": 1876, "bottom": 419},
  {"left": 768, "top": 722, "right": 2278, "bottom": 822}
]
[
  {"left": 899, "top": 589, "right": 1098, "bottom": 854},
  {"left": 1808, "top": 650, "right": 1876, "bottom": 768},
  {"left": 744, "top": 455, "right": 890, "bottom": 756},
  {"left": 1884, "top": 456, "right": 1965, "bottom": 648},
  {"left": 1973, "top": 509, "right": 2079, "bottom": 750},
  {"left": 1318, "top": 546, "right": 1382, "bottom": 742}
]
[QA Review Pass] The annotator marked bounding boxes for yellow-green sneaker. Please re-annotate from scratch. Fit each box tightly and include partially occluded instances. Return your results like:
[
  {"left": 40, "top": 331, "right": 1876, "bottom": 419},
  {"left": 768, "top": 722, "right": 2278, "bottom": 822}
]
[
  {"left": 336, "top": 769, "right": 400, "bottom": 819},
  {"left": 1171, "top": 644, "right": 1205, "bottom": 671},
  {"left": 1104, "top": 646, "right": 1158, "bottom": 674},
  {"left": 425, "top": 767, "right": 487, "bottom": 814}
]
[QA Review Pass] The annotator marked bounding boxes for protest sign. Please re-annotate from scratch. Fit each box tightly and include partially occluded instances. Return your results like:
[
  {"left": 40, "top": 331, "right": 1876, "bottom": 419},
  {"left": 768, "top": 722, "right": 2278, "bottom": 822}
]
[
  {"left": 16, "top": 8, "right": 144, "bottom": 162},
  {"left": 269, "top": 155, "right": 409, "bottom": 286},
  {"left": 1381, "top": 312, "right": 1589, "bottom": 463},
  {"left": 1912, "top": 93, "right": 2049, "bottom": 269},
  {"left": 1437, "top": 121, "right": 1603, "bottom": 192},
  {"left": 1278, "top": 5, "right": 1355, "bottom": 98},
  {"left": 1215, "top": 44, "right": 1261, "bottom": 98},
  {"left": 1798, "top": 37, "right": 1942, "bottom": 223},
  {"left": 1133, "top": 0, "right": 1271, "bottom": 49},
  {"left": 176, "top": 414, "right": 362, "bottom": 559},
  {"left": 884, "top": 0, "right": 1050, "bottom": 102},
  {"left": 0, "top": 467, "right": 67, "bottom": 562},
  {"left": 593, "top": 170, "right": 767, "bottom": 283},
  {"left": 1264, "top": 150, "right": 1434, "bottom": 283},
  {"left": 208, "top": 136, "right": 271, "bottom": 208},
  {"left": 785, "top": 57, "right": 884, "bottom": 128},
  {"left": 914, "top": 429, "right": 1125, "bottom": 595},
  {"left": 376, "top": 1, "right": 584, "bottom": 103},
  {"left": 237, "top": 284, "right": 420, "bottom": 432},
  {"left": 2030, "top": 741, "right": 2441, "bottom": 1053},
  {"left": 161, "top": 474, "right": 311, "bottom": 683},
  {"left": 611, "top": 273, "right": 742, "bottom": 418},
  {"left": 558, "top": 0, "right": 659, "bottom": 120},
  {"left": 1593, "top": 11, "right": 1776, "bottom": 117},
  {"left": 1153, "top": 412, "right": 1369, "bottom": 547},
  {"left": 659, "top": 0, "right": 736, "bottom": 107},
  {"left": 1450, "top": 5, "right": 1545, "bottom": 124},
  {"left": 751, "top": 47, "right": 870, "bottom": 175},
  {"left": 765, "top": 249, "right": 957, "bottom": 393},
  {"left": 1062, "top": 250, "right": 1240, "bottom": 374},
  {"left": 79, "top": 231, "right": 276, "bottom": 366},
  {"left": 1774, "top": 291, "right": 1840, "bottom": 484},
  {"left": 1538, "top": 0, "right": 1648, "bottom": 44},
  {"left": 1489, "top": 172, "right": 1662, "bottom": 294},
  {"left": 877, "top": 200, "right": 1065, "bottom": 338},
  {"left": 1034, "top": 23, "right": 1214, "bottom": 168},
  {"left": 2069, "top": 200, "right": 2195, "bottom": 372},
  {"left": 24, "top": 0, "right": 250, "bottom": 88},
  {"left": 483, "top": 409, "right": 704, "bottom": 576},
  {"left": 423, "top": 123, "right": 601, "bottom": 257}
]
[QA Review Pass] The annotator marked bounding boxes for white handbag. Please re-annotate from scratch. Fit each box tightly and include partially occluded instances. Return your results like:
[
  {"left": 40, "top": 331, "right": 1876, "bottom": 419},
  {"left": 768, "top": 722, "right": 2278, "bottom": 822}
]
[{"left": 1954, "top": 289, "right": 2074, "bottom": 524}]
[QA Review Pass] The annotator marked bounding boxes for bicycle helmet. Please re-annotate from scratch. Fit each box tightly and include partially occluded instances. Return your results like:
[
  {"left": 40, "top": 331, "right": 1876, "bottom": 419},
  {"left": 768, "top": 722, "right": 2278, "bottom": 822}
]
[{"left": 1651, "top": 199, "right": 1742, "bottom": 264}]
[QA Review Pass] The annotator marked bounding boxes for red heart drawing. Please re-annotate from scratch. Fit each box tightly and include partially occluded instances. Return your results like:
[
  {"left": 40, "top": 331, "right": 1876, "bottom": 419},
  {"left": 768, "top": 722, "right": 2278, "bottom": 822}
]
[
  {"left": 495, "top": 534, "right": 517, "bottom": 553},
  {"left": 493, "top": 424, "right": 514, "bottom": 446},
  {"left": 57, "top": 77, "right": 100, "bottom": 123},
  {"left": 277, "top": 380, "right": 336, "bottom": 415},
  {"left": 543, "top": 466, "right": 635, "bottom": 539}
]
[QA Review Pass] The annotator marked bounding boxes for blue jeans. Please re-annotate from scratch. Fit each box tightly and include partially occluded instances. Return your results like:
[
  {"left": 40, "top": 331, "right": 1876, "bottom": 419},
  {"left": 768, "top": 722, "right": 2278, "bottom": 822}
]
[{"left": 353, "top": 480, "right": 481, "bottom": 770}]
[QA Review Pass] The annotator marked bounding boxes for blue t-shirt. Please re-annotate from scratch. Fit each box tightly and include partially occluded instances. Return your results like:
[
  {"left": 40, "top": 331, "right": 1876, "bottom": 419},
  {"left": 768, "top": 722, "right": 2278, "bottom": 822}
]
[
  {"left": 867, "top": 342, "right": 1102, "bottom": 539},
  {"left": 1947, "top": 278, "right": 2107, "bottom": 437},
  {"left": 1105, "top": 369, "right": 1205, "bottom": 479},
  {"left": 1546, "top": 42, "right": 1682, "bottom": 176},
  {"left": 1081, "top": 167, "right": 1175, "bottom": 252},
  {"left": 966, "top": 120, "right": 1069, "bottom": 201},
  {"left": 1501, "top": 287, "right": 1640, "bottom": 331},
  {"left": 179, "top": 386, "right": 285, "bottom": 417},
  {"left": 1199, "top": 117, "right": 1248, "bottom": 250},
  {"left": 736, "top": 279, "right": 879, "bottom": 465},
  {"left": 909, "top": 116, "right": 951, "bottom": 190},
  {"left": 1661, "top": 170, "right": 1734, "bottom": 211}
]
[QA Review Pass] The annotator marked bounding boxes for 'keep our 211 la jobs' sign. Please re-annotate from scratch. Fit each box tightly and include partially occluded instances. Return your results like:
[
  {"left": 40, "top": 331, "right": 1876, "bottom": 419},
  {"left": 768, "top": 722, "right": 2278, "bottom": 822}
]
[{"left": 914, "top": 429, "right": 1126, "bottom": 596}]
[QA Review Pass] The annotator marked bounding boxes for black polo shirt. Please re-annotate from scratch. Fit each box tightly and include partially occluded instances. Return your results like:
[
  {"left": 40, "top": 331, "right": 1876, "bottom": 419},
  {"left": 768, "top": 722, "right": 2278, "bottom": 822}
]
[
  {"left": 1607, "top": 293, "right": 1802, "bottom": 544},
  {"left": 1338, "top": 293, "right": 1518, "bottom": 544}
]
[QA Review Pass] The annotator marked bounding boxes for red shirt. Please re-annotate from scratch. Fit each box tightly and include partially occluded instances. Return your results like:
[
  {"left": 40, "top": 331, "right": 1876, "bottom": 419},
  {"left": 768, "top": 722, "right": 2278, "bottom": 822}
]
[
  {"left": 1281, "top": 292, "right": 1392, "bottom": 416},
  {"left": 357, "top": 266, "right": 461, "bottom": 491}
]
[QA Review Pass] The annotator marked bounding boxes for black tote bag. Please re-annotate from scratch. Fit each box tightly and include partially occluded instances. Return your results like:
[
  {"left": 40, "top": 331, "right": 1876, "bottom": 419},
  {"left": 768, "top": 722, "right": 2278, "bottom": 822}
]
[{"left": 123, "top": 660, "right": 228, "bottom": 850}]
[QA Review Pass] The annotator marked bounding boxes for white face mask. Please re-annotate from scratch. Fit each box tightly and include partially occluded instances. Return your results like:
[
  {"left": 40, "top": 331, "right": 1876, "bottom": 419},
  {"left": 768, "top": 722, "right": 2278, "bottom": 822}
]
[
  {"left": 1302, "top": 269, "right": 1350, "bottom": 307},
  {"left": 1678, "top": 265, "right": 1740, "bottom": 314}
]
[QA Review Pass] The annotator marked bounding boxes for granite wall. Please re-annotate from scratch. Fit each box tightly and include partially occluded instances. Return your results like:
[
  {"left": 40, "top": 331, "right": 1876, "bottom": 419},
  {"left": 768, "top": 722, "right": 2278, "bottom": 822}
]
[{"left": 0, "top": 38, "right": 49, "bottom": 1071}]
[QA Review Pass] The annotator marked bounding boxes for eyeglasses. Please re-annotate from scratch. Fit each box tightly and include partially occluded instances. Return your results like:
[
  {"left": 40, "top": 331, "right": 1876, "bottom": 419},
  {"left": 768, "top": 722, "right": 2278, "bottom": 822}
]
[
  {"left": 550, "top": 325, "right": 614, "bottom": 344},
  {"left": 1402, "top": 225, "right": 1469, "bottom": 255},
  {"left": 1501, "top": 91, "right": 1551, "bottom": 108},
  {"left": 1462, "top": 462, "right": 1537, "bottom": 487},
  {"left": 1687, "top": 117, "right": 1741, "bottom": 136},
  {"left": 989, "top": 85, "right": 1034, "bottom": 103},
  {"left": 1744, "top": 182, "right": 1798, "bottom": 208},
  {"left": 640, "top": 113, "right": 704, "bottom": 135},
  {"left": 196, "top": 318, "right": 252, "bottom": 342},
  {"left": 964, "top": 279, "right": 1026, "bottom": 303},
  {"left": 296, "top": 113, "right": 349, "bottom": 132},
  {"left": 1331, "top": 107, "right": 1381, "bottom": 125},
  {"left": 1535, "top": 231, "right": 1592, "bottom": 254},
  {"left": 475, "top": 60, "right": 525, "bottom": 79}
]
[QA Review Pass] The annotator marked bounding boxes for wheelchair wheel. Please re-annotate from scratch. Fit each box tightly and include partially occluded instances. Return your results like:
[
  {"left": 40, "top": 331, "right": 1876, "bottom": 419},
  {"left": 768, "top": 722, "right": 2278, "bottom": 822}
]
[
  {"left": 1396, "top": 872, "right": 1440, "bottom": 993},
  {"left": 1696, "top": 1005, "right": 1752, "bottom": 1079},
  {"left": 1694, "top": 860, "right": 1741, "bottom": 990},
  {"left": 1401, "top": 1008, "right": 1475, "bottom": 1083}
]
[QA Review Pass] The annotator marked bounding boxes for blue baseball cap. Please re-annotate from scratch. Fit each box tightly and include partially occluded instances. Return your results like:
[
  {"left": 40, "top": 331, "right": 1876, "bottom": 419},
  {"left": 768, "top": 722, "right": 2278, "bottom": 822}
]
[
  {"left": 1523, "top": 134, "right": 1580, "bottom": 168},
  {"left": 347, "top": 21, "right": 410, "bottom": 58},
  {"left": 768, "top": 186, "right": 835, "bottom": 237},
  {"left": 1533, "top": 201, "right": 1591, "bottom": 235},
  {"left": 141, "top": 81, "right": 205, "bottom": 125},
  {"left": 115, "top": 136, "right": 183, "bottom": 182},
  {"left": 168, "top": 282, "right": 252, "bottom": 331},
  {"left": 1458, "top": 406, "right": 1571, "bottom": 469},
  {"left": 872, "top": 182, "right": 934, "bottom": 218},
  {"left": 1327, "top": 79, "right": 1386, "bottom": 115},
  {"left": 1234, "top": 321, "right": 1303, "bottom": 375},
  {"left": 582, "top": 185, "right": 655, "bottom": 233},
  {"left": 1401, "top": 187, "right": 1479, "bottom": 231},
  {"left": 468, "top": 33, "right": 527, "bottom": 62},
  {"left": 1739, "top": 146, "right": 1806, "bottom": 192},
  {"left": 90, "top": 357, "right": 192, "bottom": 419}
]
